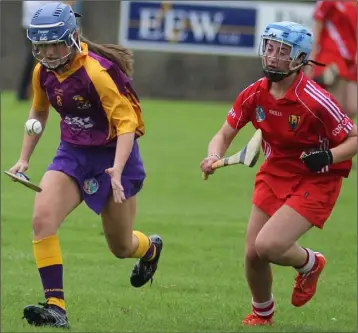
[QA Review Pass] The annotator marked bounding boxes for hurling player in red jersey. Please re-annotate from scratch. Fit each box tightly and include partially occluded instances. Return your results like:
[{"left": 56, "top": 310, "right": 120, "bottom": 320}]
[
  {"left": 200, "top": 21, "right": 357, "bottom": 326},
  {"left": 305, "top": 0, "right": 357, "bottom": 119}
]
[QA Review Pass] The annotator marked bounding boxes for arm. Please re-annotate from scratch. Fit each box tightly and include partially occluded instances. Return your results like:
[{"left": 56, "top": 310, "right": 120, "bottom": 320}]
[
  {"left": 301, "top": 92, "right": 356, "bottom": 172},
  {"left": 309, "top": 1, "right": 330, "bottom": 61},
  {"left": 90, "top": 68, "right": 141, "bottom": 203},
  {"left": 19, "top": 108, "right": 49, "bottom": 162},
  {"left": 304, "top": 1, "right": 329, "bottom": 78},
  {"left": 88, "top": 67, "right": 140, "bottom": 174},
  {"left": 201, "top": 88, "right": 254, "bottom": 175},
  {"left": 110, "top": 95, "right": 139, "bottom": 174},
  {"left": 113, "top": 132, "right": 135, "bottom": 174},
  {"left": 331, "top": 125, "right": 357, "bottom": 163},
  {"left": 207, "top": 120, "right": 240, "bottom": 158},
  {"left": 208, "top": 88, "right": 254, "bottom": 158},
  {"left": 19, "top": 63, "right": 50, "bottom": 162},
  {"left": 309, "top": 20, "right": 323, "bottom": 62},
  {"left": 304, "top": 19, "right": 323, "bottom": 78}
]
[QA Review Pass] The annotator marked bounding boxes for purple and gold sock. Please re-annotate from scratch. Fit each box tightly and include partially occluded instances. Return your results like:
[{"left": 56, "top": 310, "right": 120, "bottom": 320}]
[
  {"left": 132, "top": 231, "right": 156, "bottom": 261},
  {"left": 33, "top": 235, "right": 66, "bottom": 312}
]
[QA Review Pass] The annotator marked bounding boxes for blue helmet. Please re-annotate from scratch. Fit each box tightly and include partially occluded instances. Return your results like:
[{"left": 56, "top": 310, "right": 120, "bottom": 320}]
[
  {"left": 27, "top": 2, "right": 81, "bottom": 69},
  {"left": 259, "top": 21, "right": 313, "bottom": 82}
]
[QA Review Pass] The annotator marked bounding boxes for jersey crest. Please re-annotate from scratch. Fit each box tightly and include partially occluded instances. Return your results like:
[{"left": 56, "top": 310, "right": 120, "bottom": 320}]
[
  {"left": 256, "top": 106, "right": 266, "bottom": 122},
  {"left": 288, "top": 114, "right": 300, "bottom": 131}
]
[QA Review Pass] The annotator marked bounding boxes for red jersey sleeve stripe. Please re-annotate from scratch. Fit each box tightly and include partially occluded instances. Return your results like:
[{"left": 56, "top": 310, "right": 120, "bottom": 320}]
[
  {"left": 345, "top": 122, "right": 354, "bottom": 134},
  {"left": 305, "top": 81, "right": 346, "bottom": 122},
  {"left": 236, "top": 92, "right": 259, "bottom": 128}
]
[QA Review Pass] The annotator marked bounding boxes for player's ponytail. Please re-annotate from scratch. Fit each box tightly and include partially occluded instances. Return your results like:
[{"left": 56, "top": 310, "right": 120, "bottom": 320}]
[{"left": 80, "top": 36, "right": 134, "bottom": 78}]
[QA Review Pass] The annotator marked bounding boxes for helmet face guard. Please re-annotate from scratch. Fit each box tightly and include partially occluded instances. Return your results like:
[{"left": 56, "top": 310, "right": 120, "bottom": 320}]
[
  {"left": 27, "top": 2, "right": 82, "bottom": 70},
  {"left": 259, "top": 37, "right": 305, "bottom": 82},
  {"left": 30, "top": 32, "right": 81, "bottom": 69},
  {"left": 259, "top": 22, "right": 313, "bottom": 82}
]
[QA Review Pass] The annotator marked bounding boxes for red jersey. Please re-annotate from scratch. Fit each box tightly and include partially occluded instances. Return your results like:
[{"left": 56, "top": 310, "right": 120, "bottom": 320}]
[
  {"left": 313, "top": 0, "right": 357, "bottom": 62},
  {"left": 226, "top": 71, "right": 354, "bottom": 178}
]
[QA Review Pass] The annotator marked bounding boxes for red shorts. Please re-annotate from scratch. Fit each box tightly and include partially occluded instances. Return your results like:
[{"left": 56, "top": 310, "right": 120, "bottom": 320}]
[
  {"left": 252, "top": 172, "right": 343, "bottom": 229},
  {"left": 314, "top": 51, "right": 357, "bottom": 82}
]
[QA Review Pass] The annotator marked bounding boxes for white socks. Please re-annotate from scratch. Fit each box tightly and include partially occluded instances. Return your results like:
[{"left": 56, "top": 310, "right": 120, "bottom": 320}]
[{"left": 252, "top": 295, "right": 274, "bottom": 319}]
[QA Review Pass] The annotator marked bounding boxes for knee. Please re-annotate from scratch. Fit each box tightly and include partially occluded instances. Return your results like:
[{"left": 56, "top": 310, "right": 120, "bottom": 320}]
[
  {"left": 110, "top": 243, "right": 134, "bottom": 259},
  {"left": 245, "top": 244, "right": 260, "bottom": 262},
  {"left": 254, "top": 236, "right": 284, "bottom": 262},
  {"left": 32, "top": 212, "right": 57, "bottom": 238}
]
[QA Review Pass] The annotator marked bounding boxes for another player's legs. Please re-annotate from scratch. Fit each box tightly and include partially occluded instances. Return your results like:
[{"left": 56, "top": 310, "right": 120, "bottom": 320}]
[
  {"left": 255, "top": 205, "right": 325, "bottom": 308},
  {"left": 325, "top": 77, "right": 346, "bottom": 108},
  {"left": 101, "top": 195, "right": 163, "bottom": 288},
  {"left": 345, "top": 81, "right": 357, "bottom": 120},
  {"left": 323, "top": 75, "right": 356, "bottom": 120},
  {"left": 23, "top": 171, "right": 82, "bottom": 328},
  {"left": 243, "top": 205, "right": 274, "bottom": 326}
]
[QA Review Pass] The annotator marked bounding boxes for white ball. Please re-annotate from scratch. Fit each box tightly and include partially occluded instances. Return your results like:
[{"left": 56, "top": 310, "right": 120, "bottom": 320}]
[{"left": 25, "top": 119, "right": 42, "bottom": 136}]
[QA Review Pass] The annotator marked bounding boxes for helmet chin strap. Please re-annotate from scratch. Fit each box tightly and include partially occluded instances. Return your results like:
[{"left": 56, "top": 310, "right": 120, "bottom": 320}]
[
  {"left": 261, "top": 53, "right": 302, "bottom": 82},
  {"left": 263, "top": 59, "right": 326, "bottom": 83},
  {"left": 263, "top": 69, "right": 293, "bottom": 82}
]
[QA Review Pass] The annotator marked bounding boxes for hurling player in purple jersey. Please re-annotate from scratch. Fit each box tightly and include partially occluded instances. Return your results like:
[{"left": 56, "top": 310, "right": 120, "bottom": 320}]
[{"left": 9, "top": 2, "right": 163, "bottom": 328}]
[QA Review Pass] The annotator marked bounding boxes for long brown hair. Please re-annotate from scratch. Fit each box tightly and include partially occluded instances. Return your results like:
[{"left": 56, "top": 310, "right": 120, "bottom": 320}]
[{"left": 80, "top": 36, "right": 134, "bottom": 78}]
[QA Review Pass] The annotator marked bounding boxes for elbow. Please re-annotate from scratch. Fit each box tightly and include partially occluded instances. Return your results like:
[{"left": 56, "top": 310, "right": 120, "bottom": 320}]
[
  {"left": 30, "top": 108, "right": 49, "bottom": 119},
  {"left": 348, "top": 129, "right": 358, "bottom": 152},
  {"left": 29, "top": 109, "right": 49, "bottom": 128},
  {"left": 332, "top": 135, "right": 358, "bottom": 163}
]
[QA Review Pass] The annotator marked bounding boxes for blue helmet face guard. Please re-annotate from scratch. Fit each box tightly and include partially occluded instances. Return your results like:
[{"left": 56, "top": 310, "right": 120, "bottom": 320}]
[
  {"left": 27, "top": 2, "right": 82, "bottom": 69},
  {"left": 259, "top": 21, "right": 313, "bottom": 82},
  {"left": 259, "top": 37, "right": 304, "bottom": 82},
  {"left": 30, "top": 32, "right": 81, "bottom": 69}
]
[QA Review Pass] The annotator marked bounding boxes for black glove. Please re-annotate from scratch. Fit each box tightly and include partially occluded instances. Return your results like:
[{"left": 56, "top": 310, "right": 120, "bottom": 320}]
[{"left": 300, "top": 150, "right": 333, "bottom": 172}]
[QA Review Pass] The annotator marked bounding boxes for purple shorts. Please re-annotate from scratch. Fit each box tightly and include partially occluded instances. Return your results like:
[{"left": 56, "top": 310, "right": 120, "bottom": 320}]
[{"left": 47, "top": 141, "right": 146, "bottom": 214}]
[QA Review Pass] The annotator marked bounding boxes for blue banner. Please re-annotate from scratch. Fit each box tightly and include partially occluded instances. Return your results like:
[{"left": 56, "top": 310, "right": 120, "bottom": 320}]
[{"left": 119, "top": 1, "right": 258, "bottom": 56}]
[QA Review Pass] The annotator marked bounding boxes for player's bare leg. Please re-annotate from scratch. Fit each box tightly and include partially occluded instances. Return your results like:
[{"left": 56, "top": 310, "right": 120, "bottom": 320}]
[
  {"left": 101, "top": 195, "right": 163, "bottom": 287},
  {"left": 345, "top": 81, "right": 357, "bottom": 120},
  {"left": 327, "top": 78, "right": 356, "bottom": 120},
  {"left": 255, "top": 205, "right": 326, "bottom": 308},
  {"left": 23, "top": 171, "right": 82, "bottom": 329},
  {"left": 326, "top": 75, "right": 344, "bottom": 98},
  {"left": 243, "top": 205, "right": 274, "bottom": 326},
  {"left": 326, "top": 78, "right": 352, "bottom": 117},
  {"left": 101, "top": 196, "right": 138, "bottom": 257}
]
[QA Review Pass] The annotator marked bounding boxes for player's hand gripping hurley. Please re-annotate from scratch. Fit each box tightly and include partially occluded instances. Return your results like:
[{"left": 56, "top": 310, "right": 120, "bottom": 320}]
[
  {"left": 4, "top": 171, "right": 42, "bottom": 192},
  {"left": 202, "top": 129, "right": 263, "bottom": 180}
]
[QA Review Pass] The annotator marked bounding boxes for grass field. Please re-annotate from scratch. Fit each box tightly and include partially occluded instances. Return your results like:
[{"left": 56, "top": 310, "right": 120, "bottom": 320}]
[{"left": 1, "top": 91, "right": 357, "bottom": 333}]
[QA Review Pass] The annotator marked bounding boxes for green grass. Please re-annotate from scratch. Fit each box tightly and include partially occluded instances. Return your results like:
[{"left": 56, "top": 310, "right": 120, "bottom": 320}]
[{"left": 1, "top": 91, "right": 356, "bottom": 332}]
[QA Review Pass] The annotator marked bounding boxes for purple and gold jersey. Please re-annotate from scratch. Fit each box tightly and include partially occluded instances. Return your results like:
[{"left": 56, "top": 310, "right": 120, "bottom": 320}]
[{"left": 32, "top": 42, "right": 144, "bottom": 147}]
